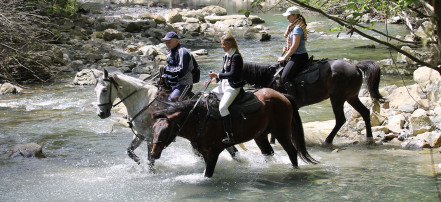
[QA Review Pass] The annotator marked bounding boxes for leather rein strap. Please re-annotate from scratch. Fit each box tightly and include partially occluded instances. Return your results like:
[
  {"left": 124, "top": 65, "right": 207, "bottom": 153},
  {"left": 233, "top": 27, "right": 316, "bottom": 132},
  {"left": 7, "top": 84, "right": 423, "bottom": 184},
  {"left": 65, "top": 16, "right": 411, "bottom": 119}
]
[{"left": 100, "top": 76, "right": 158, "bottom": 140}]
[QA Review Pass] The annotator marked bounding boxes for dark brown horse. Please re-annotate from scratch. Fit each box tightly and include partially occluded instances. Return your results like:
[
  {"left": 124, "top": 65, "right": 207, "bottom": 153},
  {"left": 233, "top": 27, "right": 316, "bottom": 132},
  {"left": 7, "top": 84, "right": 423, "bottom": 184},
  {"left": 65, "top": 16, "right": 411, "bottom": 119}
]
[
  {"left": 150, "top": 88, "right": 318, "bottom": 177},
  {"left": 243, "top": 59, "right": 384, "bottom": 144}
]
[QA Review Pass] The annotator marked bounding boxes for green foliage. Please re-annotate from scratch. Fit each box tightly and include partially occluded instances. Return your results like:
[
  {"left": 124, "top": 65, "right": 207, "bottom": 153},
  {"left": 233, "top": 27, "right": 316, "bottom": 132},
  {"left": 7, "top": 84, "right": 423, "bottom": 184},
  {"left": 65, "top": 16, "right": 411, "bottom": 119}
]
[{"left": 36, "top": 0, "right": 79, "bottom": 16}]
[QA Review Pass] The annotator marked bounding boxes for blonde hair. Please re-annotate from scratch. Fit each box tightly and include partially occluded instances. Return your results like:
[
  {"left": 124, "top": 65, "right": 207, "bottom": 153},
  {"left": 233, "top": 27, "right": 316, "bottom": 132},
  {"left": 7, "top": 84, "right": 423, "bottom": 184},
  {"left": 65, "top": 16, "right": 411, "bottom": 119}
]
[{"left": 221, "top": 34, "right": 240, "bottom": 52}]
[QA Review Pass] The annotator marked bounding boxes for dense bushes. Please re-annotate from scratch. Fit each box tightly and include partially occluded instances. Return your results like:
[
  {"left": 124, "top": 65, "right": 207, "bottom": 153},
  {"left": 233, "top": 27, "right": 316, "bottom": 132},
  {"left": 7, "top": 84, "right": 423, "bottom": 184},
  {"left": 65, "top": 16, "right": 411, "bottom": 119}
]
[{"left": 0, "top": 0, "right": 78, "bottom": 84}]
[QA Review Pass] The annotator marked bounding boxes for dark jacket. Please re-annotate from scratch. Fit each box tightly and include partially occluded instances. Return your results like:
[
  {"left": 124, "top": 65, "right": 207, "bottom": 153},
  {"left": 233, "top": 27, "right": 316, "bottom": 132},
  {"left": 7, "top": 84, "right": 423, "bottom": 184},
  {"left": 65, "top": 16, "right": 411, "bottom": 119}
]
[
  {"left": 164, "top": 44, "right": 192, "bottom": 87},
  {"left": 218, "top": 51, "right": 245, "bottom": 88}
]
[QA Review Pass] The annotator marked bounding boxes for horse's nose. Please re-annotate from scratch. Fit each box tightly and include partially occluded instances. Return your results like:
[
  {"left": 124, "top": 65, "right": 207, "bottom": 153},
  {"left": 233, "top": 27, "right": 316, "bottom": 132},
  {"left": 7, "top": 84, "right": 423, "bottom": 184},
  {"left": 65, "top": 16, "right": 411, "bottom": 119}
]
[{"left": 97, "top": 111, "right": 107, "bottom": 119}]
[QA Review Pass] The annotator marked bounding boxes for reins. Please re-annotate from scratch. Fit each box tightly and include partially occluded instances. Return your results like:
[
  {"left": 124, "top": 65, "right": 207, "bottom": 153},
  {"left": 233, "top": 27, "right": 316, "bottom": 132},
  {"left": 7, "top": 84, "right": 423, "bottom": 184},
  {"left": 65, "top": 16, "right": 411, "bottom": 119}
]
[
  {"left": 100, "top": 74, "right": 159, "bottom": 140},
  {"left": 176, "top": 79, "right": 212, "bottom": 135}
]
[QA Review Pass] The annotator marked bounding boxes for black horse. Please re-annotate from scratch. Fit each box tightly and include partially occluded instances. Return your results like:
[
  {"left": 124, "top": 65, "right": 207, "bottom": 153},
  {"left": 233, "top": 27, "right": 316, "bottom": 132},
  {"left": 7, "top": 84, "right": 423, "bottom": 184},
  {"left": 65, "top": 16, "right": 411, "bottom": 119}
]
[{"left": 243, "top": 59, "right": 384, "bottom": 144}]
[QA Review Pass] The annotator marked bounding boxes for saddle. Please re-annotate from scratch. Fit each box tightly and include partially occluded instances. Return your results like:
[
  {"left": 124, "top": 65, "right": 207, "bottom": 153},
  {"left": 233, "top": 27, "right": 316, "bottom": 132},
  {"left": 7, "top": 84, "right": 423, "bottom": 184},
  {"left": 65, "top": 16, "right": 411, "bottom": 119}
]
[
  {"left": 293, "top": 57, "right": 327, "bottom": 86},
  {"left": 205, "top": 89, "right": 263, "bottom": 119}
]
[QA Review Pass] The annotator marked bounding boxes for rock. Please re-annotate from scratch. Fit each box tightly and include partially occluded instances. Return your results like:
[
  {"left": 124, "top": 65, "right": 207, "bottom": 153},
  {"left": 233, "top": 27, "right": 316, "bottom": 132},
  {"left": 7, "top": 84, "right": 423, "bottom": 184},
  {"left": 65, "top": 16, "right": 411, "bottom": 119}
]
[
  {"left": 415, "top": 21, "right": 434, "bottom": 41},
  {"left": 413, "top": 66, "right": 441, "bottom": 85},
  {"left": 139, "top": 11, "right": 166, "bottom": 24},
  {"left": 167, "top": 9, "right": 183, "bottom": 23},
  {"left": 401, "top": 137, "right": 430, "bottom": 149},
  {"left": 396, "top": 46, "right": 417, "bottom": 65},
  {"left": 303, "top": 120, "right": 335, "bottom": 145},
  {"left": 410, "top": 108, "right": 435, "bottom": 135},
  {"left": 387, "top": 114, "right": 405, "bottom": 134},
  {"left": 72, "top": 69, "right": 102, "bottom": 85},
  {"left": 103, "top": 29, "right": 124, "bottom": 41},
  {"left": 398, "top": 104, "right": 416, "bottom": 113},
  {"left": 205, "top": 15, "right": 264, "bottom": 25},
  {"left": 0, "top": 83, "right": 22, "bottom": 94},
  {"left": 124, "top": 22, "right": 142, "bottom": 33},
  {"left": 402, "top": 132, "right": 441, "bottom": 148},
  {"left": 125, "top": 45, "right": 139, "bottom": 53},
  {"left": 10, "top": 143, "right": 45, "bottom": 158},
  {"left": 243, "top": 28, "right": 271, "bottom": 41},
  {"left": 387, "top": 84, "right": 421, "bottom": 109},
  {"left": 191, "top": 49, "right": 208, "bottom": 56},
  {"left": 201, "top": 5, "right": 227, "bottom": 16}
]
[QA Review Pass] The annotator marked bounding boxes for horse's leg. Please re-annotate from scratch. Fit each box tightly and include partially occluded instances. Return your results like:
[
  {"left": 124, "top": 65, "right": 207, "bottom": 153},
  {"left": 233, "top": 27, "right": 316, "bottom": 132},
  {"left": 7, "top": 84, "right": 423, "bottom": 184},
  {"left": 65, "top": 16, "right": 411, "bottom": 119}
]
[
  {"left": 146, "top": 140, "right": 155, "bottom": 170},
  {"left": 225, "top": 146, "right": 238, "bottom": 159},
  {"left": 275, "top": 133, "right": 299, "bottom": 168},
  {"left": 127, "top": 136, "right": 143, "bottom": 165},
  {"left": 347, "top": 96, "right": 374, "bottom": 144},
  {"left": 254, "top": 131, "right": 274, "bottom": 156},
  {"left": 325, "top": 96, "right": 347, "bottom": 144},
  {"left": 203, "top": 151, "right": 220, "bottom": 178},
  {"left": 270, "top": 134, "right": 276, "bottom": 144}
]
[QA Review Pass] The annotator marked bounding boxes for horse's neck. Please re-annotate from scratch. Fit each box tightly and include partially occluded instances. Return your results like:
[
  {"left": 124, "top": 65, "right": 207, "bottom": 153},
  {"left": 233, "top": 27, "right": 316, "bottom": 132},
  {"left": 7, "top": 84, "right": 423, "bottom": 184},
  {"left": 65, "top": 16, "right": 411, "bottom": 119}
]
[
  {"left": 113, "top": 74, "right": 158, "bottom": 116},
  {"left": 175, "top": 107, "right": 203, "bottom": 142}
]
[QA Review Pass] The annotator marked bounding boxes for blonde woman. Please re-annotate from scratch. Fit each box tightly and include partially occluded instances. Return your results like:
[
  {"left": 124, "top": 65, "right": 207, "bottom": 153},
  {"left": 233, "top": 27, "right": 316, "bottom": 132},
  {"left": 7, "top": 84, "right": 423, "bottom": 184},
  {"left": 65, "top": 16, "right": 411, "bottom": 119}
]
[
  {"left": 209, "top": 34, "right": 245, "bottom": 144},
  {"left": 277, "top": 6, "right": 309, "bottom": 95}
]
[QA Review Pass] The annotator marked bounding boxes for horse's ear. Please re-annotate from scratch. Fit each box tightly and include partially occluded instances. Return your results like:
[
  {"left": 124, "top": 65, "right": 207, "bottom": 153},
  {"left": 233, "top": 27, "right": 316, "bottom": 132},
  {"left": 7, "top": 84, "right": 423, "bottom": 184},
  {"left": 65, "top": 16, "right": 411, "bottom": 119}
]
[{"left": 104, "top": 69, "right": 108, "bottom": 79}]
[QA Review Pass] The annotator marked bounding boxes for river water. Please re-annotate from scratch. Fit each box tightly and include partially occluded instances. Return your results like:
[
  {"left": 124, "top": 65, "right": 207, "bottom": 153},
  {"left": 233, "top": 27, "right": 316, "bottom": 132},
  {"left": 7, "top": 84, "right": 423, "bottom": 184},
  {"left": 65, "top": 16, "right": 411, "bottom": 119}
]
[{"left": 1, "top": 0, "right": 440, "bottom": 201}]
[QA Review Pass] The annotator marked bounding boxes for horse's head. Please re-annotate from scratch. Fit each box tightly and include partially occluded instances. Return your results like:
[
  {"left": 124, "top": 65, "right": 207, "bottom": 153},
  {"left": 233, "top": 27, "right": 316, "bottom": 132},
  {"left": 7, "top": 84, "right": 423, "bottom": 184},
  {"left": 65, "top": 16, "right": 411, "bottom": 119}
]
[
  {"left": 151, "top": 112, "right": 180, "bottom": 159},
  {"left": 95, "top": 69, "right": 118, "bottom": 119}
]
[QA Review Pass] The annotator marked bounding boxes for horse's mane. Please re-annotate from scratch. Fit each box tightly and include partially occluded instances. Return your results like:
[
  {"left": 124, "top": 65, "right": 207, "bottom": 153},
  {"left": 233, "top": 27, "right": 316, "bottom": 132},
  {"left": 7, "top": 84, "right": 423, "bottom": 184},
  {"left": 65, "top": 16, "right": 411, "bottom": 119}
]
[
  {"left": 243, "top": 62, "right": 278, "bottom": 88},
  {"left": 110, "top": 72, "right": 157, "bottom": 92},
  {"left": 153, "top": 98, "right": 204, "bottom": 119}
]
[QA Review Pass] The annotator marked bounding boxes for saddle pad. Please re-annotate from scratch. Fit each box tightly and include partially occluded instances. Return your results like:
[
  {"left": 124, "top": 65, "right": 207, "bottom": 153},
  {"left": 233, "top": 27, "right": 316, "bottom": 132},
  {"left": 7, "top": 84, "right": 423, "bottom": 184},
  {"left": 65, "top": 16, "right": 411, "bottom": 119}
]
[
  {"left": 207, "top": 90, "right": 263, "bottom": 119},
  {"left": 293, "top": 59, "right": 327, "bottom": 85}
]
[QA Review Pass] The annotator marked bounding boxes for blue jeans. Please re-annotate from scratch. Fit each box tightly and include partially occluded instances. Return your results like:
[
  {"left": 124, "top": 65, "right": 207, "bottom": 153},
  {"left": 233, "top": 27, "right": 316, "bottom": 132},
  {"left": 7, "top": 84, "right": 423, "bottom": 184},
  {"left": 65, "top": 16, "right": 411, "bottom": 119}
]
[{"left": 169, "top": 84, "right": 192, "bottom": 101}]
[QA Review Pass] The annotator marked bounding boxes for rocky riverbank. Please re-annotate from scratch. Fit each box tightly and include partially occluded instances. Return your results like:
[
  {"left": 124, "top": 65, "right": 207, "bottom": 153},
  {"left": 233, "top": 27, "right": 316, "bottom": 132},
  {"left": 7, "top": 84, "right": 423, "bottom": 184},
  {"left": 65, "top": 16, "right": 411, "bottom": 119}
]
[{"left": 3, "top": 4, "right": 440, "bottom": 150}]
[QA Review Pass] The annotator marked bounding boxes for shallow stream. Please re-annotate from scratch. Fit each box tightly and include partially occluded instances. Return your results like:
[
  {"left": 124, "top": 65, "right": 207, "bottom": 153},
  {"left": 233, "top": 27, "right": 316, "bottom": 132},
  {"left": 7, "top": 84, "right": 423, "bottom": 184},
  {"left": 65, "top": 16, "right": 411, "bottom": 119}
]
[{"left": 1, "top": 1, "right": 439, "bottom": 201}]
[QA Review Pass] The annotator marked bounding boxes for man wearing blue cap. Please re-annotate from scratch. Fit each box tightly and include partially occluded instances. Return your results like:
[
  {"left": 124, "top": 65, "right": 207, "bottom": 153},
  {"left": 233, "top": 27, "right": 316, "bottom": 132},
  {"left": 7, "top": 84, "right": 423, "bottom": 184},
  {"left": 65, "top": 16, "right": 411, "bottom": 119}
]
[{"left": 161, "top": 31, "right": 195, "bottom": 101}]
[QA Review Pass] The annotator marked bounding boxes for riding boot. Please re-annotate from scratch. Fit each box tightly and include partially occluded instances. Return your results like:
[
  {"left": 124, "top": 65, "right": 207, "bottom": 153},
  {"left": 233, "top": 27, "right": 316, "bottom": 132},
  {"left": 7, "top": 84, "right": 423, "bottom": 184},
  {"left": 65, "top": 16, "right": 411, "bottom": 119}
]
[
  {"left": 284, "top": 82, "right": 299, "bottom": 110},
  {"left": 221, "top": 115, "right": 235, "bottom": 144}
]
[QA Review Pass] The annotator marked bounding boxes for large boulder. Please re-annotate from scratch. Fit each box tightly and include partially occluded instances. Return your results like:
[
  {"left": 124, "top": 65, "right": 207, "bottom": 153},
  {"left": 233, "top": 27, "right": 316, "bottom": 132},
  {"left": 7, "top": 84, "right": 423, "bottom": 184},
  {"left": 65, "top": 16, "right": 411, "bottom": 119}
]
[
  {"left": 201, "top": 5, "right": 227, "bottom": 16},
  {"left": 387, "top": 84, "right": 421, "bottom": 109},
  {"left": 72, "top": 69, "right": 102, "bottom": 85},
  {"left": 410, "top": 108, "right": 435, "bottom": 135},
  {"left": 10, "top": 143, "right": 45, "bottom": 158},
  {"left": 413, "top": 66, "right": 441, "bottom": 85},
  {"left": 0, "top": 83, "right": 22, "bottom": 94},
  {"left": 167, "top": 9, "right": 183, "bottom": 23},
  {"left": 386, "top": 114, "right": 405, "bottom": 134}
]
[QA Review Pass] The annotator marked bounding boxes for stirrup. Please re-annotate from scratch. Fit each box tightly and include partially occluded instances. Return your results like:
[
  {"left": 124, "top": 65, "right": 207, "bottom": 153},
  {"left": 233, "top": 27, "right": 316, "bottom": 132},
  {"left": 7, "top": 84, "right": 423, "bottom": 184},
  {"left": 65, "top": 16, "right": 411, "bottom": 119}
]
[{"left": 222, "top": 136, "right": 235, "bottom": 144}]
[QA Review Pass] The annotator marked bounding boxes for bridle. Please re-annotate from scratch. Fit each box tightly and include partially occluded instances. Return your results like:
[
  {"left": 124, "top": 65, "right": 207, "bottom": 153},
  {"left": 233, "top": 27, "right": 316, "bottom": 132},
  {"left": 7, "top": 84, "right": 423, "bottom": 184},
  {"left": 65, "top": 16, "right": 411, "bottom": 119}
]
[
  {"left": 97, "top": 77, "right": 120, "bottom": 108},
  {"left": 152, "top": 117, "right": 177, "bottom": 148},
  {"left": 152, "top": 80, "right": 213, "bottom": 149},
  {"left": 98, "top": 75, "right": 158, "bottom": 140}
]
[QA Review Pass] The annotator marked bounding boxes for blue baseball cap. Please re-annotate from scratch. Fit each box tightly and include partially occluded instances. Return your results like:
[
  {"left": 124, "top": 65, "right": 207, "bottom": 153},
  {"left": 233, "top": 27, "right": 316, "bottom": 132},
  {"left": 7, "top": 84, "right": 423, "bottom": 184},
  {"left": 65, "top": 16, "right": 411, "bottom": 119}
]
[{"left": 162, "top": 31, "right": 179, "bottom": 41}]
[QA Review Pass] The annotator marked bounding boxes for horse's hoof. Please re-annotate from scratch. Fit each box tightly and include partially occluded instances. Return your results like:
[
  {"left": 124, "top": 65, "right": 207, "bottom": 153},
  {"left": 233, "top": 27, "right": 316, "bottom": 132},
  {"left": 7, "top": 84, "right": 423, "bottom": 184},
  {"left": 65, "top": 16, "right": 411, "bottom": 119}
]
[{"left": 366, "top": 137, "right": 375, "bottom": 145}]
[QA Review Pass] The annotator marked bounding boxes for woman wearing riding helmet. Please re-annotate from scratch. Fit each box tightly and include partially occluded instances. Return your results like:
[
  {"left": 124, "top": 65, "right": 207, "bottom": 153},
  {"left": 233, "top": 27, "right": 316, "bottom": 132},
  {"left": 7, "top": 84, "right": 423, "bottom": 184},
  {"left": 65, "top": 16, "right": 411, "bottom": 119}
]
[{"left": 277, "top": 6, "right": 309, "bottom": 96}]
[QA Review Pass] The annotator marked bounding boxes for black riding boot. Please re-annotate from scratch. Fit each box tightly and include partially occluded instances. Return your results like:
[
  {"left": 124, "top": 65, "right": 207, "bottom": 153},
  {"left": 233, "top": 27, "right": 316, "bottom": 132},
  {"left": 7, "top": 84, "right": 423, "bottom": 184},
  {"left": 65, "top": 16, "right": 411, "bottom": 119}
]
[{"left": 222, "top": 115, "right": 235, "bottom": 144}]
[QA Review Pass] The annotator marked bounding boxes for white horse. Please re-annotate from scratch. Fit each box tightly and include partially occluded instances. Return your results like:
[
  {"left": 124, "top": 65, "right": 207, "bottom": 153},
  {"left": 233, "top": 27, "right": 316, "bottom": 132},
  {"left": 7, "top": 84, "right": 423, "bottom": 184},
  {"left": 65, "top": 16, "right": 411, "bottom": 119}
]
[
  {"left": 95, "top": 69, "right": 242, "bottom": 167},
  {"left": 95, "top": 69, "right": 159, "bottom": 167}
]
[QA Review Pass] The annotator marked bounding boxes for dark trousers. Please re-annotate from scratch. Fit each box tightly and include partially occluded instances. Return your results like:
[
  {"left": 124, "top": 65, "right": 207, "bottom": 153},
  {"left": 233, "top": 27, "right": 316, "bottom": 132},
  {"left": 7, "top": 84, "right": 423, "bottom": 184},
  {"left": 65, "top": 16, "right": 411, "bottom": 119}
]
[{"left": 280, "top": 53, "right": 309, "bottom": 84}]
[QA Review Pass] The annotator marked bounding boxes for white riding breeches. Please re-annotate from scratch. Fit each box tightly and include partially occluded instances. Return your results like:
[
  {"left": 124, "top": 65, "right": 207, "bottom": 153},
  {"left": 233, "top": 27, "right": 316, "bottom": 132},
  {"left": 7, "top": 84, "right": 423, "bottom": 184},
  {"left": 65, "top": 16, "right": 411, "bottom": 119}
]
[{"left": 212, "top": 79, "right": 241, "bottom": 117}]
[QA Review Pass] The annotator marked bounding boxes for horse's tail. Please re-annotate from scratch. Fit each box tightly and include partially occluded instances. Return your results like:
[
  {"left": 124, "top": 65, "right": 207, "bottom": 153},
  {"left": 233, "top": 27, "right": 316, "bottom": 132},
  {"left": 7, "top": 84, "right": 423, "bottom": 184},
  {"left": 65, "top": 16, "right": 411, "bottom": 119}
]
[
  {"left": 285, "top": 94, "right": 319, "bottom": 165},
  {"left": 355, "top": 60, "right": 384, "bottom": 102}
]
